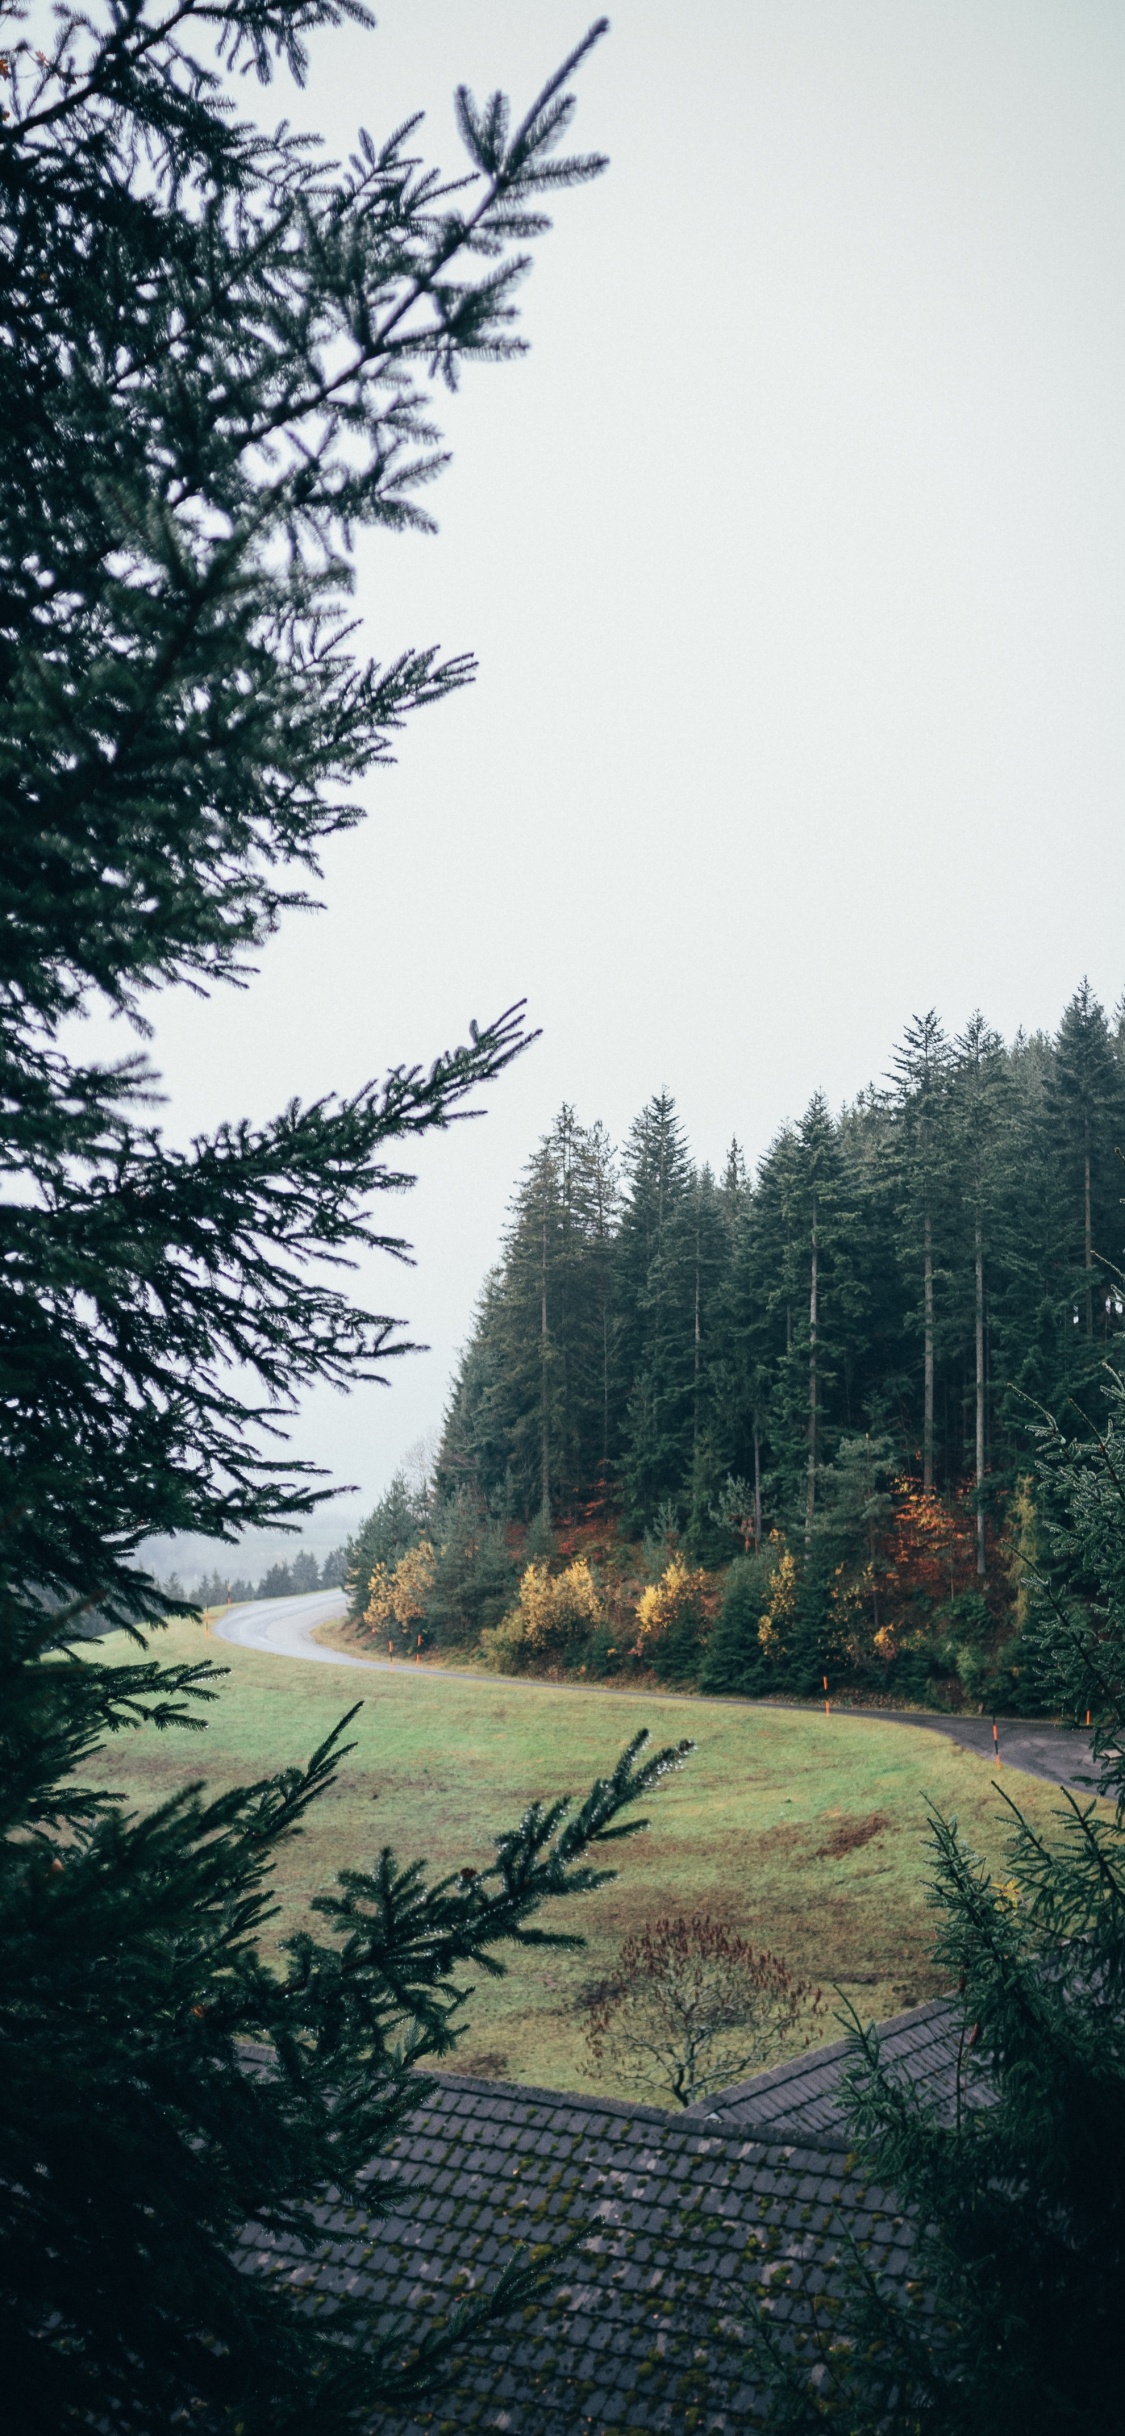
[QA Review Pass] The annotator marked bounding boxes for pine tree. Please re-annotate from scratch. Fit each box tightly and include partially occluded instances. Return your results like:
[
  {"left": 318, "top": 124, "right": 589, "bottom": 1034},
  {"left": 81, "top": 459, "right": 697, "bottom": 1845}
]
[
  {"left": 950, "top": 1015, "right": 1013, "bottom": 1578},
  {"left": 438, "top": 1109, "right": 619, "bottom": 1519},
  {"left": 346, "top": 1471, "right": 430, "bottom": 1618},
  {"left": 682, "top": 1164, "right": 734, "bottom": 1554},
  {"left": 998, "top": 1026, "right": 1076, "bottom": 1430},
  {"left": 1046, "top": 981, "right": 1125, "bottom": 1376},
  {"left": 615, "top": 1093, "right": 697, "bottom": 1524},
  {"left": 788, "top": 1092, "right": 864, "bottom": 1539},
  {"left": 888, "top": 1013, "right": 956, "bottom": 1490},
  {"left": 698, "top": 1552, "right": 773, "bottom": 1694},
  {"left": 0, "top": 8, "right": 698, "bottom": 2423}
]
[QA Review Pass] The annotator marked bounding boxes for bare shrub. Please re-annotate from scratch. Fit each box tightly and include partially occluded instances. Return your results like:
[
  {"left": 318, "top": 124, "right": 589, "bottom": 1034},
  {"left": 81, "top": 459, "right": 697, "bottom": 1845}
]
[{"left": 581, "top": 1914, "right": 822, "bottom": 2108}]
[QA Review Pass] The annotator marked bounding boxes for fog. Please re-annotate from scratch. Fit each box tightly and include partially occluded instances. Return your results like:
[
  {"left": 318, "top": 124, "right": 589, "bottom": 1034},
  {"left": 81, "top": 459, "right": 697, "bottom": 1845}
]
[{"left": 126, "top": 2, "right": 1125, "bottom": 1560}]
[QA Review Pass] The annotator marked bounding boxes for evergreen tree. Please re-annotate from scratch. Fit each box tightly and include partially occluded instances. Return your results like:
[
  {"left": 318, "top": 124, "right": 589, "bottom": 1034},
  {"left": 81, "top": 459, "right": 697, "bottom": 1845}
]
[
  {"left": 698, "top": 1552, "right": 773, "bottom": 1695},
  {"left": 950, "top": 1015, "right": 1013, "bottom": 1576},
  {"left": 346, "top": 1470, "right": 430, "bottom": 1619},
  {"left": 584, "top": 1118, "right": 622, "bottom": 1495},
  {"left": 436, "top": 1267, "right": 515, "bottom": 1509},
  {"left": 439, "top": 1109, "right": 619, "bottom": 1518},
  {"left": 424, "top": 1485, "right": 518, "bottom": 1646},
  {"left": 805, "top": 1431, "right": 897, "bottom": 1685},
  {"left": 0, "top": 4, "right": 673, "bottom": 2420},
  {"left": 615, "top": 1094, "right": 697, "bottom": 1524},
  {"left": 888, "top": 1013, "right": 956, "bottom": 1491},
  {"left": 743, "top": 1122, "right": 811, "bottom": 1526},
  {"left": 258, "top": 1560, "right": 297, "bottom": 1597},
  {"left": 683, "top": 1164, "right": 735, "bottom": 1554},
  {"left": 710, "top": 1149, "right": 774, "bottom": 1540},
  {"left": 1046, "top": 980, "right": 1125, "bottom": 1377},
  {"left": 997, "top": 1026, "right": 1075, "bottom": 1431},
  {"left": 786, "top": 1093, "right": 865, "bottom": 1538},
  {"left": 737, "top": 1101, "right": 866, "bottom": 1549}
]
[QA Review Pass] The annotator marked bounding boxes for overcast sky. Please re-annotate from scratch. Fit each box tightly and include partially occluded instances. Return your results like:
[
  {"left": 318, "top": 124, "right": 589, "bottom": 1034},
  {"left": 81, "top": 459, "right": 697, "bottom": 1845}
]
[{"left": 136, "top": 1, "right": 1125, "bottom": 1561}]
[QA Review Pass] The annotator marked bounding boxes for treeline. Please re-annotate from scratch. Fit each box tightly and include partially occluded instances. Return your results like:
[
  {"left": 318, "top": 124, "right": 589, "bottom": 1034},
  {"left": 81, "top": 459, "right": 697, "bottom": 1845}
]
[
  {"left": 164, "top": 1545, "right": 347, "bottom": 1606},
  {"left": 441, "top": 985, "right": 1125, "bottom": 1538},
  {"left": 360, "top": 981, "right": 1125, "bottom": 1710}
]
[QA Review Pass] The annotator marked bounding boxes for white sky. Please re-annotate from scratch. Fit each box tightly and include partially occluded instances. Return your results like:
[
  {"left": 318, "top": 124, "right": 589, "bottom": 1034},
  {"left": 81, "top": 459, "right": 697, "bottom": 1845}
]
[{"left": 132, "top": 1, "right": 1125, "bottom": 1557}]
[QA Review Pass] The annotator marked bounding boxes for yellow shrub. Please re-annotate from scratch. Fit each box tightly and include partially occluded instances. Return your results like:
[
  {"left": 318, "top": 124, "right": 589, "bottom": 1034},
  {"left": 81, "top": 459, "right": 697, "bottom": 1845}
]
[
  {"left": 364, "top": 1540, "right": 435, "bottom": 1635},
  {"left": 1004, "top": 1475, "right": 1038, "bottom": 1636},
  {"left": 634, "top": 1555, "right": 709, "bottom": 1653},
  {"left": 363, "top": 1562, "right": 394, "bottom": 1633},
  {"left": 389, "top": 1540, "right": 435, "bottom": 1624},
  {"left": 757, "top": 1536, "right": 797, "bottom": 1664},
  {"left": 483, "top": 1558, "right": 602, "bottom": 1669}
]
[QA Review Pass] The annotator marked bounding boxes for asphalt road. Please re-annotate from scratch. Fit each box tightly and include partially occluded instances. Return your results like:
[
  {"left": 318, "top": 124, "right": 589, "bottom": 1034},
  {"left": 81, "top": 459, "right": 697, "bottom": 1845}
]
[
  {"left": 212, "top": 1594, "right": 1102, "bottom": 1795},
  {"left": 828, "top": 1706, "right": 1099, "bottom": 1795},
  {"left": 213, "top": 1588, "right": 360, "bottom": 1664}
]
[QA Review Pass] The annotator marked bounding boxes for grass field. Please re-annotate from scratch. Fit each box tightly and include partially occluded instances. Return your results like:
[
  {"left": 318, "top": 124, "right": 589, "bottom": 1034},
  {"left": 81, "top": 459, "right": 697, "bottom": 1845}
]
[{"left": 89, "top": 1619, "right": 1074, "bottom": 2099}]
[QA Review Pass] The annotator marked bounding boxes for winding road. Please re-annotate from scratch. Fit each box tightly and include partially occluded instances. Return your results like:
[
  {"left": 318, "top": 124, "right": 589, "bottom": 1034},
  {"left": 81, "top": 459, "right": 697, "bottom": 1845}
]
[
  {"left": 214, "top": 1588, "right": 361, "bottom": 1665},
  {"left": 213, "top": 1592, "right": 1102, "bottom": 1795}
]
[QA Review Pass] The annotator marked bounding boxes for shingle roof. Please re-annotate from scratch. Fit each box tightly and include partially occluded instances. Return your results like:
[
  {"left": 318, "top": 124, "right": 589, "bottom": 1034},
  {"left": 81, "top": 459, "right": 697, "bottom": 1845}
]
[
  {"left": 355, "top": 2072, "right": 909, "bottom": 2433},
  {"left": 696, "top": 1996, "right": 963, "bottom": 2147},
  {"left": 257, "top": 2009, "right": 948, "bottom": 2432}
]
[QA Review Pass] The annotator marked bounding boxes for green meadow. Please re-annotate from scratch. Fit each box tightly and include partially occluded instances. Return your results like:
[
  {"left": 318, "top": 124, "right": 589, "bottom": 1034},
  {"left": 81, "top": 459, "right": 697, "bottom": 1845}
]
[{"left": 90, "top": 1620, "right": 1073, "bottom": 2097}]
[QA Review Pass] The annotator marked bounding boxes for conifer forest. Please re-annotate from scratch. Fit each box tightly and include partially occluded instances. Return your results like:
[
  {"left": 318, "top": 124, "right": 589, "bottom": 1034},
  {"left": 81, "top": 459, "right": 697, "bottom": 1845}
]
[{"left": 347, "top": 982, "right": 1125, "bottom": 1714}]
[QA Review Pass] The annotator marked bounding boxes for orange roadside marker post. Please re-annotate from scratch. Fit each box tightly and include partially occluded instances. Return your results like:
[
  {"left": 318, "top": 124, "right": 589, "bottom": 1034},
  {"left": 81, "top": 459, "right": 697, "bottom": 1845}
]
[
  {"left": 992, "top": 1718, "right": 1000, "bottom": 1769},
  {"left": 823, "top": 1674, "right": 830, "bottom": 1717},
  {"left": 416, "top": 1634, "right": 422, "bottom": 1666},
  {"left": 388, "top": 1639, "right": 393, "bottom": 1666}
]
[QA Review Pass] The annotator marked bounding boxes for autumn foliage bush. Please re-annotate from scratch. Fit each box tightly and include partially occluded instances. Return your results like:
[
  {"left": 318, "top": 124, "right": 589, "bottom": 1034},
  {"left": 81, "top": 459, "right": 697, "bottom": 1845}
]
[
  {"left": 482, "top": 1559, "right": 604, "bottom": 1670},
  {"left": 632, "top": 1556, "right": 713, "bottom": 1683},
  {"left": 582, "top": 1914, "right": 822, "bottom": 2107},
  {"left": 362, "top": 1541, "right": 436, "bottom": 1643}
]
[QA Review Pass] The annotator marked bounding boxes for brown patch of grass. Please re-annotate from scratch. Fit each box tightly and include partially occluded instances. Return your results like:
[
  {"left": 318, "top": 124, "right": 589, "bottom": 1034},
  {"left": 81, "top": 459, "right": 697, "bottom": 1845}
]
[
  {"left": 453, "top": 2050, "right": 510, "bottom": 2080},
  {"left": 816, "top": 1811, "right": 892, "bottom": 1859}
]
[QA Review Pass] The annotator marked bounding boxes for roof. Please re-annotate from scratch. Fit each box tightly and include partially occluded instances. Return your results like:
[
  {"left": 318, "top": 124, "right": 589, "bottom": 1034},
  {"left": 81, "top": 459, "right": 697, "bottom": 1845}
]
[
  {"left": 696, "top": 1996, "right": 963, "bottom": 2147},
  {"left": 252, "top": 2008, "right": 954, "bottom": 2432}
]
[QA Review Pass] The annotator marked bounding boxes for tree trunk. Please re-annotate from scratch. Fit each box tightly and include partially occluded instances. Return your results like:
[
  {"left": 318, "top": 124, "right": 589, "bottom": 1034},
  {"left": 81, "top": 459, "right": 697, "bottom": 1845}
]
[
  {"left": 540, "top": 1202, "right": 550, "bottom": 1519},
  {"left": 601, "top": 1300, "right": 610, "bottom": 1475},
  {"left": 975, "top": 1213, "right": 986, "bottom": 1579},
  {"left": 805, "top": 1195, "right": 819, "bottom": 1543},
  {"left": 693, "top": 1208, "right": 701, "bottom": 1451},
  {"left": 923, "top": 1207, "right": 934, "bottom": 1493},
  {"left": 1085, "top": 1118, "right": 1094, "bottom": 1340},
  {"left": 753, "top": 1420, "right": 762, "bottom": 1552}
]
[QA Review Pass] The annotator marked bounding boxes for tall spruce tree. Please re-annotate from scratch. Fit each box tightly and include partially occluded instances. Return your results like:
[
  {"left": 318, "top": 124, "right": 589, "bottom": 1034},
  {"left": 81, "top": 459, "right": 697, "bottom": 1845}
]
[
  {"left": 950, "top": 1014, "right": 1013, "bottom": 1577},
  {"left": 615, "top": 1093, "right": 697, "bottom": 1524},
  {"left": 739, "top": 1122, "right": 806, "bottom": 1523},
  {"left": 0, "top": 9, "right": 703, "bottom": 2425},
  {"left": 682, "top": 1163, "right": 733, "bottom": 1551},
  {"left": 888, "top": 1012, "right": 956, "bottom": 1490},
  {"left": 1046, "top": 981, "right": 1125, "bottom": 1376},
  {"left": 439, "top": 1108, "right": 619, "bottom": 1518}
]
